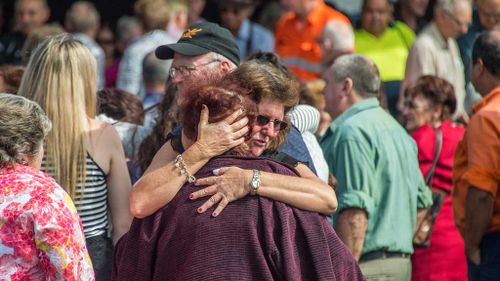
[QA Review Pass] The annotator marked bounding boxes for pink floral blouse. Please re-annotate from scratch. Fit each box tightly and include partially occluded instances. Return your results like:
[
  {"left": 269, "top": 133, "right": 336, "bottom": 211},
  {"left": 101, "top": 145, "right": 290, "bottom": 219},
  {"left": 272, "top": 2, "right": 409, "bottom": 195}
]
[{"left": 0, "top": 164, "right": 94, "bottom": 280}]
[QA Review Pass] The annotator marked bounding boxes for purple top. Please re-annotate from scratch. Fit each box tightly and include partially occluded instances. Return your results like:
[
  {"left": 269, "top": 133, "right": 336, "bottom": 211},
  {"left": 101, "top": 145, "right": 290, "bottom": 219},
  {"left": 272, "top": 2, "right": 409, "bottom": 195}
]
[{"left": 113, "top": 155, "right": 365, "bottom": 281}]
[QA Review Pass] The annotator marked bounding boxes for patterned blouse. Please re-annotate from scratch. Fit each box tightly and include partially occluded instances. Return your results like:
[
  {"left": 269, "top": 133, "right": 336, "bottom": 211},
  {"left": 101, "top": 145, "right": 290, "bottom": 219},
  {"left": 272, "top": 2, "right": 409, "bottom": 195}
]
[{"left": 0, "top": 164, "right": 95, "bottom": 280}]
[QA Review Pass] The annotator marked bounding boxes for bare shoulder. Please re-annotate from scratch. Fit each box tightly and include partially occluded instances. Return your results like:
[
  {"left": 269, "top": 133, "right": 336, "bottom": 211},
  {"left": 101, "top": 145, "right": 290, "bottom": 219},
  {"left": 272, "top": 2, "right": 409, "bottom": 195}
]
[{"left": 88, "top": 119, "right": 121, "bottom": 147}]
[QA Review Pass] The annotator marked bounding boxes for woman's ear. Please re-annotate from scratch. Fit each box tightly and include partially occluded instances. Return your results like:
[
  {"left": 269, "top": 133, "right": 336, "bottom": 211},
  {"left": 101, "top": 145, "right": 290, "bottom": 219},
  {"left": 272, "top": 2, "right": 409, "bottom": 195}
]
[{"left": 432, "top": 104, "right": 443, "bottom": 124}]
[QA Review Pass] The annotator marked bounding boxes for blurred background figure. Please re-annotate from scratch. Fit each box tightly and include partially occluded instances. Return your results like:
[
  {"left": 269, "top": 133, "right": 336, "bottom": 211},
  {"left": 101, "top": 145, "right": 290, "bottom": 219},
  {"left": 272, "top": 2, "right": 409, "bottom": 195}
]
[
  {"left": 256, "top": 1, "right": 286, "bottom": 33},
  {"left": 393, "top": 0, "right": 430, "bottom": 33},
  {"left": 355, "top": 0, "right": 415, "bottom": 116},
  {"left": 97, "top": 24, "right": 116, "bottom": 87},
  {"left": 401, "top": 75, "right": 467, "bottom": 281},
  {"left": 97, "top": 87, "right": 146, "bottom": 161},
  {"left": 142, "top": 51, "right": 171, "bottom": 110},
  {"left": 188, "top": 0, "right": 206, "bottom": 24},
  {"left": 0, "top": 65, "right": 24, "bottom": 93},
  {"left": 104, "top": 15, "right": 143, "bottom": 88},
  {"left": 218, "top": 0, "right": 274, "bottom": 60},
  {"left": 275, "top": 0, "right": 351, "bottom": 81},
  {"left": 166, "top": 0, "right": 188, "bottom": 40},
  {"left": 299, "top": 79, "right": 331, "bottom": 137},
  {"left": 318, "top": 19, "right": 355, "bottom": 70},
  {"left": 0, "top": 0, "right": 50, "bottom": 64},
  {"left": 0, "top": 93, "right": 94, "bottom": 280},
  {"left": 65, "top": 1, "right": 105, "bottom": 89},
  {"left": 116, "top": 0, "right": 175, "bottom": 97},
  {"left": 401, "top": 0, "right": 472, "bottom": 122},
  {"left": 21, "top": 23, "right": 64, "bottom": 64},
  {"left": 457, "top": 0, "right": 500, "bottom": 114}
]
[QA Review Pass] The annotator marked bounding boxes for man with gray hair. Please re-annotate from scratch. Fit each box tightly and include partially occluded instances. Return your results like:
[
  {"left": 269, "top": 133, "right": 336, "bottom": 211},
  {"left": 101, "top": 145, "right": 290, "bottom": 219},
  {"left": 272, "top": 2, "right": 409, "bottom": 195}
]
[
  {"left": 320, "top": 54, "right": 432, "bottom": 280},
  {"left": 401, "top": 0, "right": 472, "bottom": 121},
  {"left": 142, "top": 51, "right": 171, "bottom": 109},
  {"left": 65, "top": 1, "right": 105, "bottom": 89},
  {"left": 318, "top": 19, "right": 355, "bottom": 70}
]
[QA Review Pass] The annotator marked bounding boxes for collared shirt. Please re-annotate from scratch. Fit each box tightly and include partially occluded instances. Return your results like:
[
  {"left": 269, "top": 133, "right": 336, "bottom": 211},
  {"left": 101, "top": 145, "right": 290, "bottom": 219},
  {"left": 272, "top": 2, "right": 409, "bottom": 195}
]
[
  {"left": 402, "top": 22, "right": 466, "bottom": 120},
  {"left": 321, "top": 98, "right": 433, "bottom": 255},
  {"left": 73, "top": 33, "right": 106, "bottom": 90},
  {"left": 275, "top": 0, "right": 351, "bottom": 81},
  {"left": 355, "top": 21, "right": 415, "bottom": 81},
  {"left": 116, "top": 30, "right": 175, "bottom": 97},
  {"left": 236, "top": 19, "right": 274, "bottom": 60},
  {"left": 453, "top": 86, "right": 500, "bottom": 235}
]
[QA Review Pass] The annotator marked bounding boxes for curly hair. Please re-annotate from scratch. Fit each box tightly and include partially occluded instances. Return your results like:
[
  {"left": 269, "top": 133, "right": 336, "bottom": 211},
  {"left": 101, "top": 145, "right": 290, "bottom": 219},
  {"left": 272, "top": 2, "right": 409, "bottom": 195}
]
[
  {"left": 0, "top": 65, "right": 25, "bottom": 94},
  {"left": 228, "top": 52, "right": 300, "bottom": 151},
  {"left": 405, "top": 75, "right": 457, "bottom": 121},
  {"left": 98, "top": 88, "right": 145, "bottom": 125},
  {"left": 0, "top": 94, "right": 52, "bottom": 168}
]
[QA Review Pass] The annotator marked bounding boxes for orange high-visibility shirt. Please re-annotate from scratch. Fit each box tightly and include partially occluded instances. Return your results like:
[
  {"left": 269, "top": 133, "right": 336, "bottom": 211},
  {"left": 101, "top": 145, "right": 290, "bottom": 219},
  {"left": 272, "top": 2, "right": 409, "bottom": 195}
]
[
  {"left": 275, "top": 1, "right": 351, "bottom": 81},
  {"left": 452, "top": 86, "right": 500, "bottom": 236}
]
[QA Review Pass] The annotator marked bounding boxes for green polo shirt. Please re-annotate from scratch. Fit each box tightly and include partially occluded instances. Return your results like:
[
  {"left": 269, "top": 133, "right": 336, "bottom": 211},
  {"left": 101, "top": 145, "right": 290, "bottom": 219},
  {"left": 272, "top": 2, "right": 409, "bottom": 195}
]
[{"left": 320, "top": 98, "right": 432, "bottom": 255}]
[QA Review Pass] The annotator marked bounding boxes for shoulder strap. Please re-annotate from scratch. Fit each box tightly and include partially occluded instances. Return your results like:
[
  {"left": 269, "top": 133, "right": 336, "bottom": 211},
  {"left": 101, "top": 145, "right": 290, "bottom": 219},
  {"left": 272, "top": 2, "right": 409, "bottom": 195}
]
[{"left": 425, "top": 127, "right": 442, "bottom": 186}]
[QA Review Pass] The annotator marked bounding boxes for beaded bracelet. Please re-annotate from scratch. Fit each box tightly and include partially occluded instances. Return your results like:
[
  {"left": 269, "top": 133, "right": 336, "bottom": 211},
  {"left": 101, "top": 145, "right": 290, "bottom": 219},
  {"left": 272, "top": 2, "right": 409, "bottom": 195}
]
[{"left": 174, "top": 154, "right": 196, "bottom": 183}]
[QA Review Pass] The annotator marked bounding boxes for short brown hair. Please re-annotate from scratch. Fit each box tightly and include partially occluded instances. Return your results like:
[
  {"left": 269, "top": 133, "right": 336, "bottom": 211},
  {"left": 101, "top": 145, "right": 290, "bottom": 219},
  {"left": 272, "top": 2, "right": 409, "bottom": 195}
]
[
  {"left": 98, "top": 88, "right": 145, "bottom": 125},
  {"left": 228, "top": 54, "right": 300, "bottom": 151}
]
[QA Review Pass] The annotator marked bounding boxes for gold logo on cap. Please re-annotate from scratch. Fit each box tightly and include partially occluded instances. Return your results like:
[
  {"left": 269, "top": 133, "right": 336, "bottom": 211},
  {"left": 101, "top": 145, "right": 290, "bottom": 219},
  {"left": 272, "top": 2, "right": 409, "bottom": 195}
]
[{"left": 182, "top": 28, "right": 202, "bottom": 39}]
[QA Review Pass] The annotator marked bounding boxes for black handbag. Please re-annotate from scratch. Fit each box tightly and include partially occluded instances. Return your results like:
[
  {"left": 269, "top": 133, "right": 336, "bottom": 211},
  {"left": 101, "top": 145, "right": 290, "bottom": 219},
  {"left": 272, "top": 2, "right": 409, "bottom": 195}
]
[{"left": 413, "top": 127, "right": 448, "bottom": 248}]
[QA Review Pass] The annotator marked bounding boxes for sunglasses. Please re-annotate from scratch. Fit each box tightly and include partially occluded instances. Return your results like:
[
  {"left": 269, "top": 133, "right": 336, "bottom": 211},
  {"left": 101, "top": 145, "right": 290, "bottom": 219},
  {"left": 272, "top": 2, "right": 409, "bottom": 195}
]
[{"left": 255, "top": 115, "right": 288, "bottom": 131}]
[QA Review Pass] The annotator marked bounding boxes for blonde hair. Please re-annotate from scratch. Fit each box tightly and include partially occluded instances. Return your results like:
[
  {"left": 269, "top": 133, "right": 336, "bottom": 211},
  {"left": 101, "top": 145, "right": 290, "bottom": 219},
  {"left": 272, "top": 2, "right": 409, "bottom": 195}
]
[
  {"left": 18, "top": 33, "right": 97, "bottom": 199},
  {"left": 134, "top": 0, "right": 171, "bottom": 31}
]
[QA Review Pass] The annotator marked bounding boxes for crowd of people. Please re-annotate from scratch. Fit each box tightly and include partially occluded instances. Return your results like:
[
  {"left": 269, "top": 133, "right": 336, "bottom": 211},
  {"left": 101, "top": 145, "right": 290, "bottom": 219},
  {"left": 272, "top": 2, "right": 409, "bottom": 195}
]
[{"left": 0, "top": 0, "right": 499, "bottom": 281}]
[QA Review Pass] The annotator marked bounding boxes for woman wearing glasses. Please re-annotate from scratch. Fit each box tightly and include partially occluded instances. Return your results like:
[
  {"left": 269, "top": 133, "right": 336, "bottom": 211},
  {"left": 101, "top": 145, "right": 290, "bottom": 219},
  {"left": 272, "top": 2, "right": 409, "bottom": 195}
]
[{"left": 130, "top": 54, "right": 337, "bottom": 219}]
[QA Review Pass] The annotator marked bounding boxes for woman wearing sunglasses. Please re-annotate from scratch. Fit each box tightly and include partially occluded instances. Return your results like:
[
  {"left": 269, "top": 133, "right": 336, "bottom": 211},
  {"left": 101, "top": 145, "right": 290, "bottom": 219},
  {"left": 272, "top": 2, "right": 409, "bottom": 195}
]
[{"left": 130, "top": 54, "right": 337, "bottom": 219}]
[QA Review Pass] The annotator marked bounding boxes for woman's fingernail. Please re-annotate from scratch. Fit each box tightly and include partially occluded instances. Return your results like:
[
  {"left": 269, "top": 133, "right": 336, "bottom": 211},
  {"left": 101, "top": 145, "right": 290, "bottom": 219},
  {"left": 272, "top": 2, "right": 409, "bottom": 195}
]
[
  {"left": 189, "top": 194, "right": 194, "bottom": 199},
  {"left": 213, "top": 168, "right": 220, "bottom": 175},
  {"left": 202, "top": 104, "right": 207, "bottom": 110},
  {"left": 212, "top": 212, "right": 218, "bottom": 217},
  {"left": 197, "top": 208, "right": 203, "bottom": 213}
]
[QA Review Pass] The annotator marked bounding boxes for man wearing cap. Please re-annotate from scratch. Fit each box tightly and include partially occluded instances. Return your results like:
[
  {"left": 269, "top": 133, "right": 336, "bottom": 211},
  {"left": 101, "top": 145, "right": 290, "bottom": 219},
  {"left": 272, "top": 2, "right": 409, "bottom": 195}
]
[
  {"left": 155, "top": 21, "right": 240, "bottom": 92},
  {"left": 218, "top": 0, "right": 274, "bottom": 60},
  {"left": 155, "top": 21, "right": 317, "bottom": 174}
]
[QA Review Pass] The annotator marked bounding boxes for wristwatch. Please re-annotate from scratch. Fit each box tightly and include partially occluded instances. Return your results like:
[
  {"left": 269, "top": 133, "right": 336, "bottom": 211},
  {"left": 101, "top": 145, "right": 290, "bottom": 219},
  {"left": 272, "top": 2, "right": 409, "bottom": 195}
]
[{"left": 250, "top": 170, "right": 261, "bottom": 196}]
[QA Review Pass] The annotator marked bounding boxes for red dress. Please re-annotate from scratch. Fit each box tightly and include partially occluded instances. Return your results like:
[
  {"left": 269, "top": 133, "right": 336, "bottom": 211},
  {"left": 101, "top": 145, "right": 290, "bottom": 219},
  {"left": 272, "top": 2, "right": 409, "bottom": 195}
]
[{"left": 411, "top": 120, "right": 467, "bottom": 281}]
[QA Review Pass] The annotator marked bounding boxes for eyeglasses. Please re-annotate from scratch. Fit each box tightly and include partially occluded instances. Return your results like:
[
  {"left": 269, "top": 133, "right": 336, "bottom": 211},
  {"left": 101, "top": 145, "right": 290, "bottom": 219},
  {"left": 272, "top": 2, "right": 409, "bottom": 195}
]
[
  {"left": 169, "top": 59, "right": 221, "bottom": 79},
  {"left": 255, "top": 115, "right": 288, "bottom": 131}
]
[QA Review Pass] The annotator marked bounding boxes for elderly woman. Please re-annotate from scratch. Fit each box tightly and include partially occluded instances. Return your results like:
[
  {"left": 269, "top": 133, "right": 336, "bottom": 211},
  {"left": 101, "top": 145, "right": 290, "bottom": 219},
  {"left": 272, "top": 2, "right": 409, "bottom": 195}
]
[
  {"left": 355, "top": 0, "right": 415, "bottom": 115},
  {"left": 0, "top": 94, "right": 94, "bottom": 280},
  {"left": 113, "top": 71, "right": 365, "bottom": 280},
  {"left": 401, "top": 75, "right": 466, "bottom": 281},
  {"left": 131, "top": 56, "right": 337, "bottom": 219}
]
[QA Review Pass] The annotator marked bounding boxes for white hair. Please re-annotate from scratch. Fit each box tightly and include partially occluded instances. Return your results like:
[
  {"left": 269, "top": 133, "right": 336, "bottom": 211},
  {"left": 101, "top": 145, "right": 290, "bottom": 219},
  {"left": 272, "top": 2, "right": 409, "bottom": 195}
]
[
  {"left": 322, "top": 19, "right": 354, "bottom": 52},
  {"left": 435, "top": 0, "right": 471, "bottom": 13}
]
